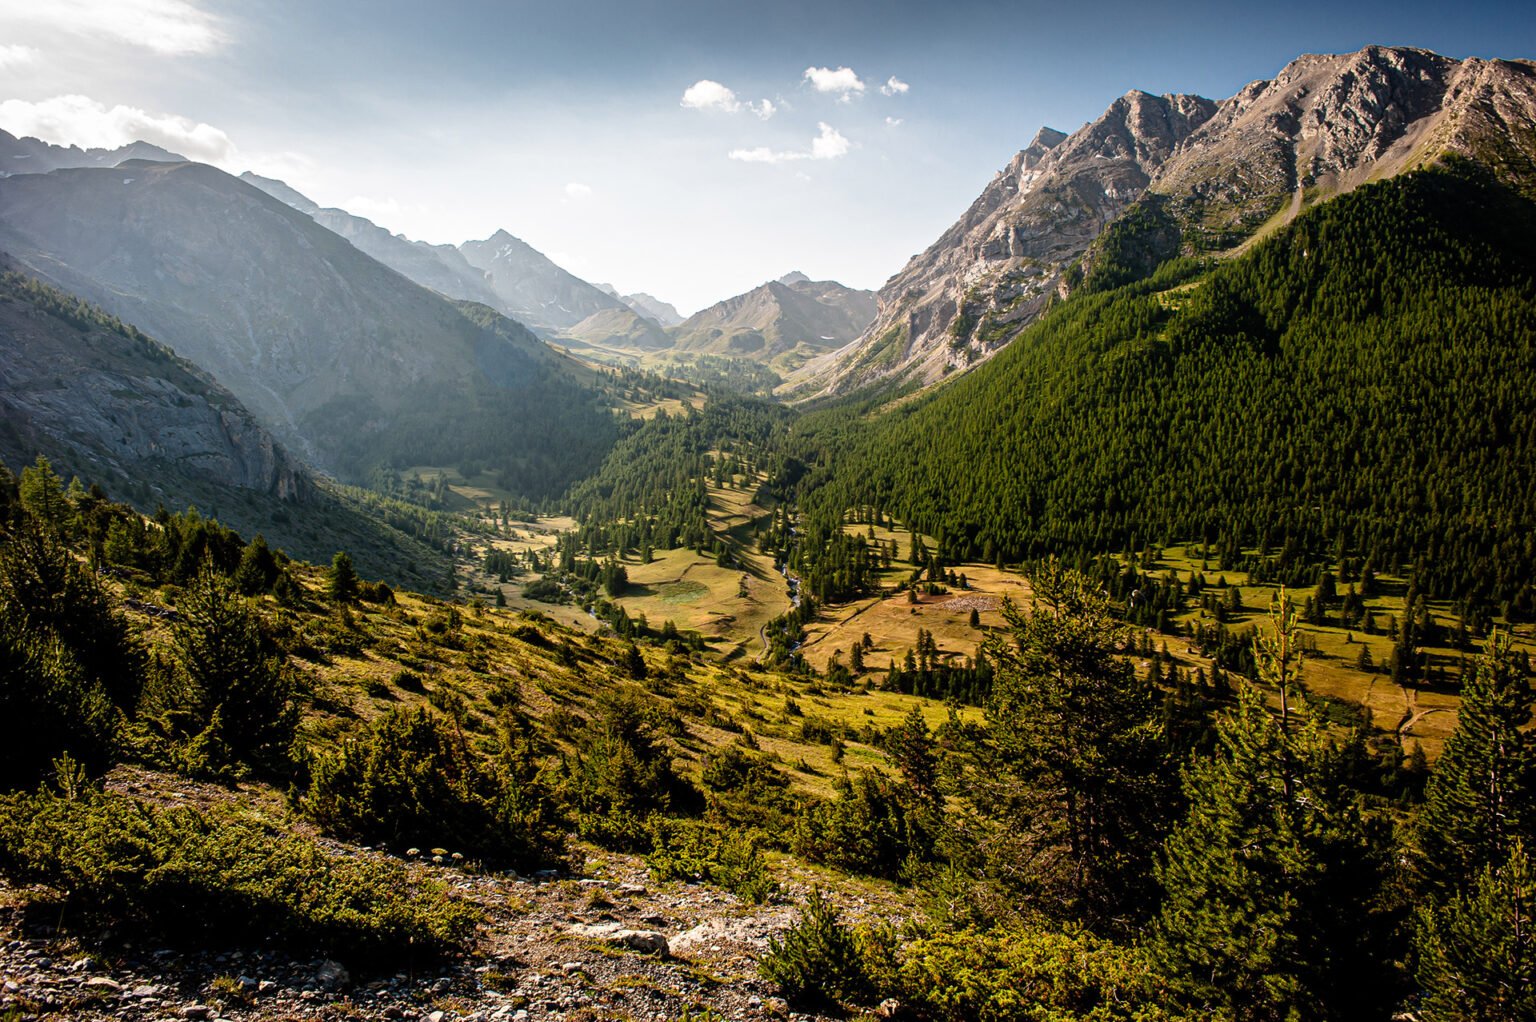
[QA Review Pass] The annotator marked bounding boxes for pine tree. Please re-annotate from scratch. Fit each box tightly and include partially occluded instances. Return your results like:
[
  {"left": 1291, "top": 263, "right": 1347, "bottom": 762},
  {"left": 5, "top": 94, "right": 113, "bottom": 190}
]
[
  {"left": 170, "top": 559, "right": 296, "bottom": 774},
  {"left": 1415, "top": 840, "right": 1536, "bottom": 1022},
  {"left": 965, "top": 561, "right": 1172, "bottom": 929},
  {"left": 328, "top": 550, "right": 360, "bottom": 604},
  {"left": 232, "top": 534, "right": 279, "bottom": 596},
  {"left": 1152, "top": 599, "right": 1390, "bottom": 1020},
  {"left": 888, "top": 704, "right": 939, "bottom": 805},
  {"left": 1417, "top": 633, "right": 1535, "bottom": 902}
]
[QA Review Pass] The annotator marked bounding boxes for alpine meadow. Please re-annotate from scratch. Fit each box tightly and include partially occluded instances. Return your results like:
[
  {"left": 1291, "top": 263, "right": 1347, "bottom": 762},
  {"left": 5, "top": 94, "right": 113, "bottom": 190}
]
[{"left": 3, "top": 5, "right": 1536, "bottom": 1022}]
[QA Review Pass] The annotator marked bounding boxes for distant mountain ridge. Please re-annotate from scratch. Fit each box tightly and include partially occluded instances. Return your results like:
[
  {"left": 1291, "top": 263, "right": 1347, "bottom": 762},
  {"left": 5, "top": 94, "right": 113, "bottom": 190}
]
[
  {"left": 0, "top": 160, "right": 620, "bottom": 499},
  {"left": 669, "top": 274, "right": 876, "bottom": 374},
  {"left": 595, "top": 284, "right": 683, "bottom": 327},
  {"left": 0, "top": 128, "right": 186, "bottom": 177},
  {"left": 458, "top": 230, "right": 633, "bottom": 333},
  {"left": 790, "top": 45, "right": 1536, "bottom": 399},
  {"left": 238, "top": 173, "right": 634, "bottom": 336}
]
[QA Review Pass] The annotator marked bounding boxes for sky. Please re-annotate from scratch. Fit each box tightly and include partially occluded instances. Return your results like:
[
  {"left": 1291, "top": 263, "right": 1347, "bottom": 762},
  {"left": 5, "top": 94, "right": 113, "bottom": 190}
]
[{"left": 0, "top": 0, "right": 1532, "bottom": 315}]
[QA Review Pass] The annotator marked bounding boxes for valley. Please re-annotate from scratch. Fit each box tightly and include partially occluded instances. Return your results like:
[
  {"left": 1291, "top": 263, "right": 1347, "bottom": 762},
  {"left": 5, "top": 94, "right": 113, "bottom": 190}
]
[{"left": 3, "top": 33, "right": 1536, "bottom": 1022}]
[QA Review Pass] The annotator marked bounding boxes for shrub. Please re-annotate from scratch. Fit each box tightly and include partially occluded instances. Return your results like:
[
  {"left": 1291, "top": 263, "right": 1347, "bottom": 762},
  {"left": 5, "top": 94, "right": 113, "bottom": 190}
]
[
  {"left": 791, "top": 772, "right": 929, "bottom": 881},
  {"left": 0, "top": 787, "right": 477, "bottom": 967},
  {"left": 888, "top": 925, "right": 1192, "bottom": 1022},
  {"left": 646, "top": 819, "right": 777, "bottom": 903},
  {"left": 0, "top": 627, "right": 116, "bottom": 789},
  {"left": 760, "top": 889, "right": 873, "bottom": 1007},
  {"left": 302, "top": 706, "right": 565, "bottom": 869}
]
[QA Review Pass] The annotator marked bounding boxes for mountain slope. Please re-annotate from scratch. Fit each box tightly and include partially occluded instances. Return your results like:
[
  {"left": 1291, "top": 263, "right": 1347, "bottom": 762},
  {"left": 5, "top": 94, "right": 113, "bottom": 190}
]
[
  {"left": 0, "top": 160, "right": 618, "bottom": 499},
  {"left": 238, "top": 172, "right": 507, "bottom": 310},
  {"left": 672, "top": 275, "right": 876, "bottom": 374},
  {"left": 797, "top": 45, "right": 1536, "bottom": 399},
  {"left": 0, "top": 260, "right": 309, "bottom": 503},
  {"left": 459, "top": 230, "right": 632, "bottom": 332},
  {"left": 0, "top": 262, "right": 455, "bottom": 587},
  {"left": 0, "top": 128, "right": 185, "bottom": 177},
  {"left": 815, "top": 166, "right": 1536, "bottom": 610},
  {"left": 787, "top": 92, "right": 1215, "bottom": 397}
]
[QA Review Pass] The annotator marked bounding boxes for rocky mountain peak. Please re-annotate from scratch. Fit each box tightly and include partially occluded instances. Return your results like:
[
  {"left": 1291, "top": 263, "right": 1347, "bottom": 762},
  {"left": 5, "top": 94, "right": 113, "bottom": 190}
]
[
  {"left": 777, "top": 270, "right": 811, "bottom": 286},
  {"left": 783, "top": 89, "right": 1215, "bottom": 398},
  {"left": 786, "top": 44, "right": 1536, "bottom": 402}
]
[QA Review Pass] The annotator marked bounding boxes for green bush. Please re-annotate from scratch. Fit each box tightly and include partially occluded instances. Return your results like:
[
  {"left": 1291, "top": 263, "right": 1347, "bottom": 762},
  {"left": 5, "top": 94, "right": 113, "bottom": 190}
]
[
  {"left": 560, "top": 687, "right": 698, "bottom": 851},
  {"left": 760, "top": 889, "right": 873, "bottom": 1008},
  {"left": 0, "top": 787, "right": 477, "bottom": 967},
  {"left": 0, "top": 627, "right": 116, "bottom": 789},
  {"left": 646, "top": 818, "right": 776, "bottom": 903},
  {"left": 791, "top": 771, "right": 929, "bottom": 880},
  {"left": 886, "top": 925, "right": 1193, "bottom": 1022},
  {"left": 302, "top": 706, "right": 566, "bottom": 869}
]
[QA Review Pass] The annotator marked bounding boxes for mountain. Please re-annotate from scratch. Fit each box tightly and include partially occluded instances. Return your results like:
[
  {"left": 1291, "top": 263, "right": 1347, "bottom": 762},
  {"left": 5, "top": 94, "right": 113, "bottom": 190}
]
[
  {"left": 816, "top": 165, "right": 1536, "bottom": 610},
  {"left": 0, "top": 128, "right": 185, "bottom": 177},
  {"left": 459, "top": 229, "right": 632, "bottom": 332},
  {"left": 595, "top": 284, "right": 684, "bottom": 327},
  {"left": 238, "top": 172, "right": 505, "bottom": 309},
  {"left": 562, "top": 307, "right": 673, "bottom": 350},
  {"left": 793, "top": 45, "right": 1536, "bottom": 398},
  {"left": 0, "top": 259, "right": 309, "bottom": 504},
  {"left": 0, "top": 160, "right": 620, "bottom": 499},
  {"left": 670, "top": 275, "right": 877, "bottom": 374},
  {"left": 0, "top": 260, "right": 459, "bottom": 586}
]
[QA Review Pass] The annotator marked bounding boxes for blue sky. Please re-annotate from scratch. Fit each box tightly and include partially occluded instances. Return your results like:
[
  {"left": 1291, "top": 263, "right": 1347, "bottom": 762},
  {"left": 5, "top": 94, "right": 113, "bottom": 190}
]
[{"left": 0, "top": 0, "right": 1532, "bottom": 313}]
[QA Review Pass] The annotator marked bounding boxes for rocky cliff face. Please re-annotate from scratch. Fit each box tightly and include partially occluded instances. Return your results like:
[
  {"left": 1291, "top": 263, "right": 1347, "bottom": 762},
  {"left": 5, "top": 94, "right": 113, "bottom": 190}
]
[
  {"left": 786, "top": 92, "right": 1215, "bottom": 397},
  {"left": 0, "top": 262, "right": 311, "bottom": 503},
  {"left": 671, "top": 276, "right": 876, "bottom": 374},
  {"left": 1148, "top": 47, "right": 1536, "bottom": 246},
  {"left": 792, "top": 45, "right": 1536, "bottom": 400}
]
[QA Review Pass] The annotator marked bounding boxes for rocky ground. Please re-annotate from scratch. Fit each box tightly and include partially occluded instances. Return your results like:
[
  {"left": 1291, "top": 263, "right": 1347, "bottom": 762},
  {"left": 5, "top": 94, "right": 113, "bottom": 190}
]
[{"left": 0, "top": 772, "right": 907, "bottom": 1022}]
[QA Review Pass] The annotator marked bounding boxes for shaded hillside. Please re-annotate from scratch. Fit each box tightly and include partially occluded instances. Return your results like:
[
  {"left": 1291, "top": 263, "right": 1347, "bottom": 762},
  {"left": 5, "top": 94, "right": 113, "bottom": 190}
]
[
  {"left": 815, "top": 168, "right": 1536, "bottom": 611},
  {"left": 0, "top": 161, "right": 620, "bottom": 500},
  {"left": 0, "top": 264, "right": 452, "bottom": 587}
]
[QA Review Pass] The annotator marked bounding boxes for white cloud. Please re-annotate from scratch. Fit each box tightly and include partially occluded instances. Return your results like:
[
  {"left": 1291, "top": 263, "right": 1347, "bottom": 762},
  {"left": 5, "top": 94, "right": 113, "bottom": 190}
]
[
  {"left": 729, "top": 122, "right": 850, "bottom": 165},
  {"left": 681, "top": 79, "right": 741, "bottom": 113},
  {"left": 803, "top": 66, "right": 865, "bottom": 100},
  {"left": 682, "top": 80, "right": 777, "bottom": 120},
  {"left": 810, "top": 122, "right": 851, "bottom": 160},
  {"left": 0, "top": 94, "right": 235, "bottom": 163},
  {"left": 564, "top": 181, "right": 593, "bottom": 199},
  {"left": 885, "top": 116, "right": 904, "bottom": 127},
  {"left": 881, "top": 76, "right": 910, "bottom": 97},
  {"left": 0, "top": 44, "right": 39, "bottom": 70},
  {"left": 0, "top": 0, "right": 225, "bottom": 56}
]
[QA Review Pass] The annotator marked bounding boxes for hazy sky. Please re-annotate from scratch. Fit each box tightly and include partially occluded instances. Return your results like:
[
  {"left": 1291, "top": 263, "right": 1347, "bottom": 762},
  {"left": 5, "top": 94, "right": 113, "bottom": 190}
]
[{"left": 0, "top": 0, "right": 1532, "bottom": 314}]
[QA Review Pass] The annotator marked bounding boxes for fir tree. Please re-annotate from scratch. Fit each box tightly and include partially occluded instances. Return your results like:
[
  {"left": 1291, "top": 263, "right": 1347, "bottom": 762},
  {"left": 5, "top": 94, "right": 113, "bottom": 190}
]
[
  {"left": 169, "top": 559, "right": 297, "bottom": 774},
  {"left": 1152, "top": 599, "right": 1390, "bottom": 1021},
  {"left": 1414, "top": 840, "right": 1536, "bottom": 1022},
  {"left": 965, "top": 560, "right": 1172, "bottom": 929},
  {"left": 328, "top": 550, "right": 360, "bottom": 604},
  {"left": 1417, "top": 633, "right": 1535, "bottom": 902}
]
